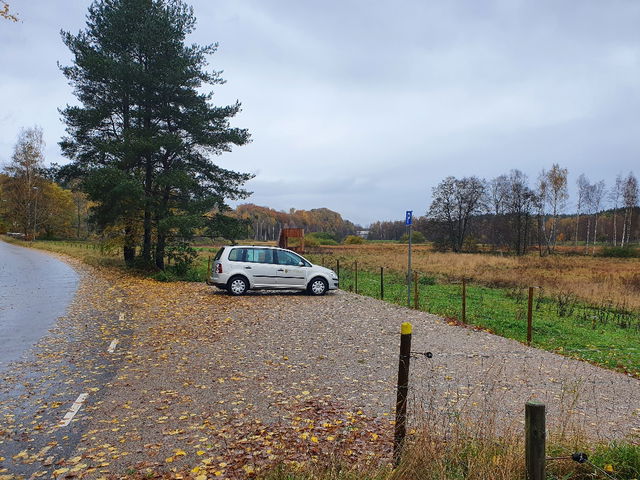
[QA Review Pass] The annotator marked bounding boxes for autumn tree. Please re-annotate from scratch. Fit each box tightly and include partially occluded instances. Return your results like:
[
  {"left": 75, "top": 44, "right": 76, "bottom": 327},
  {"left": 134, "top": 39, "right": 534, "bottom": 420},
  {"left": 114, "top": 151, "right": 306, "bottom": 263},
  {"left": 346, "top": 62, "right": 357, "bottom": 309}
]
[
  {"left": 59, "top": 0, "right": 252, "bottom": 268},
  {"left": 428, "top": 176, "right": 487, "bottom": 252},
  {"left": 1, "top": 2, "right": 18, "bottom": 21},
  {"left": 621, "top": 172, "right": 639, "bottom": 246},
  {"left": 574, "top": 174, "right": 589, "bottom": 245},
  {"left": 536, "top": 164, "right": 568, "bottom": 254},
  {"left": 1, "top": 127, "right": 46, "bottom": 237},
  {"left": 1, "top": 127, "right": 75, "bottom": 238},
  {"left": 609, "top": 174, "right": 623, "bottom": 246},
  {"left": 488, "top": 174, "right": 509, "bottom": 248},
  {"left": 504, "top": 170, "right": 536, "bottom": 255},
  {"left": 588, "top": 180, "right": 605, "bottom": 254}
]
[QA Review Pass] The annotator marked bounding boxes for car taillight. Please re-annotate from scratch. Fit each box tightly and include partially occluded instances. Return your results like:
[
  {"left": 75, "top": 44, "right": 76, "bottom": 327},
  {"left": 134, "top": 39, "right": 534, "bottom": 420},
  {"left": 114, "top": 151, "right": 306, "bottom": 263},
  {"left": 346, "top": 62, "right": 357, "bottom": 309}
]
[{"left": 216, "top": 264, "right": 223, "bottom": 273}]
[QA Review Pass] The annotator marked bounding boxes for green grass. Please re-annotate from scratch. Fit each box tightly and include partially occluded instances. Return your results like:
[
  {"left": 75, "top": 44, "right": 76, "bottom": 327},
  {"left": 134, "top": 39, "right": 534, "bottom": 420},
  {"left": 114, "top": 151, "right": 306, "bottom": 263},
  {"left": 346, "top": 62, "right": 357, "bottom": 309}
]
[{"left": 309, "top": 259, "right": 640, "bottom": 377}]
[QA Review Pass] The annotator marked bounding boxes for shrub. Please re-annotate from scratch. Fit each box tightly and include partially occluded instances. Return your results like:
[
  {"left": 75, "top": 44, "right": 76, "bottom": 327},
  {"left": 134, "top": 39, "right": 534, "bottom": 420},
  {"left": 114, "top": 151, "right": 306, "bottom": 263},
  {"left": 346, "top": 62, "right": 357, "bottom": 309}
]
[
  {"left": 166, "top": 241, "right": 198, "bottom": 275},
  {"left": 343, "top": 235, "right": 365, "bottom": 245},
  {"left": 418, "top": 275, "right": 436, "bottom": 285},
  {"left": 599, "top": 246, "right": 639, "bottom": 258},
  {"left": 303, "top": 235, "right": 320, "bottom": 248},
  {"left": 400, "top": 231, "right": 426, "bottom": 243},
  {"left": 306, "top": 232, "right": 339, "bottom": 246}
]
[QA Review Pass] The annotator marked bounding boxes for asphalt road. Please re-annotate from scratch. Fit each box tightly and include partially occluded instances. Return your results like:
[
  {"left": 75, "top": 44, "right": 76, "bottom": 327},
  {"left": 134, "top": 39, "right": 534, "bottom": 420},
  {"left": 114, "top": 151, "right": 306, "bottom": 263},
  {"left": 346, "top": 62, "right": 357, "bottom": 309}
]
[{"left": 0, "top": 239, "right": 78, "bottom": 371}]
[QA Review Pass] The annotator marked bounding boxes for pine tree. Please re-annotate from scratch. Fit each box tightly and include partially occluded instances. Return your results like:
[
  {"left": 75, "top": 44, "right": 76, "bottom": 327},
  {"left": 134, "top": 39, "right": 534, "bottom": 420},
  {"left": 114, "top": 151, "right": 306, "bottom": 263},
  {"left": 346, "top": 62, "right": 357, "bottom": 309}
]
[{"left": 59, "top": 0, "right": 252, "bottom": 268}]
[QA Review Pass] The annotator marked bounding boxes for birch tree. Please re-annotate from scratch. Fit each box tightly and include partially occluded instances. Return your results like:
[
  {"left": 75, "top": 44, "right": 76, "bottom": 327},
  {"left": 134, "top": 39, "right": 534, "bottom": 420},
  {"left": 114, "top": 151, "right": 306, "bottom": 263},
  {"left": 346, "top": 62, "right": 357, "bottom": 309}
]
[
  {"left": 609, "top": 174, "right": 623, "bottom": 246},
  {"left": 621, "top": 173, "right": 639, "bottom": 246}
]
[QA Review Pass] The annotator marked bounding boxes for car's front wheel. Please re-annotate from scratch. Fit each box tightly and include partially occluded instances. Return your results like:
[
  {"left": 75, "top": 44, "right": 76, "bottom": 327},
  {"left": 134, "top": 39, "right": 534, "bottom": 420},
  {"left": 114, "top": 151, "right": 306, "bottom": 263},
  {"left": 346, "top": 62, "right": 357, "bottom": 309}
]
[
  {"left": 227, "top": 275, "right": 249, "bottom": 296},
  {"left": 307, "top": 277, "right": 328, "bottom": 296}
]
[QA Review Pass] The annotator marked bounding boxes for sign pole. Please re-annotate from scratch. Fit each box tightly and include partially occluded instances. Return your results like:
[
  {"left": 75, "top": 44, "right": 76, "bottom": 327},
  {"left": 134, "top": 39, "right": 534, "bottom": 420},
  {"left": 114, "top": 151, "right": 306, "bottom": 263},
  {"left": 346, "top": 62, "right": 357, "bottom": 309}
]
[{"left": 406, "top": 211, "right": 413, "bottom": 308}]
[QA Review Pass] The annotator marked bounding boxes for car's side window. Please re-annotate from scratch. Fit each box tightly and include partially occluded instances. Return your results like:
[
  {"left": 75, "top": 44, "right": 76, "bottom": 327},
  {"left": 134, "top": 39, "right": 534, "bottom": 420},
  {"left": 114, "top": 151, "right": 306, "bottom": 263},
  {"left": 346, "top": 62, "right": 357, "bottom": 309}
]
[
  {"left": 255, "top": 248, "right": 275, "bottom": 264},
  {"left": 276, "top": 250, "right": 302, "bottom": 266},
  {"left": 228, "top": 248, "right": 245, "bottom": 262}
]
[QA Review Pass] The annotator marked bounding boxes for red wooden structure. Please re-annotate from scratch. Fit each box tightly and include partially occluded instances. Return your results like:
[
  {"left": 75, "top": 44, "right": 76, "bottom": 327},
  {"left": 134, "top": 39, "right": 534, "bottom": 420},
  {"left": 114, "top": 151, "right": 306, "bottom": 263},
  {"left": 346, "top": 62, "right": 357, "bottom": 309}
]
[{"left": 278, "top": 228, "right": 305, "bottom": 253}]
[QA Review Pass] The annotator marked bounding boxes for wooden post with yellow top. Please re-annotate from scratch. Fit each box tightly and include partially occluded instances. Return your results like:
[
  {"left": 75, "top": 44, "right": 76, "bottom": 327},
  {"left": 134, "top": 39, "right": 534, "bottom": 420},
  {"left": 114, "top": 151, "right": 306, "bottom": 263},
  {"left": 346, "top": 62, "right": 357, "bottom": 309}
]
[{"left": 394, "top": 321, "right": 412, "bottom": 465}]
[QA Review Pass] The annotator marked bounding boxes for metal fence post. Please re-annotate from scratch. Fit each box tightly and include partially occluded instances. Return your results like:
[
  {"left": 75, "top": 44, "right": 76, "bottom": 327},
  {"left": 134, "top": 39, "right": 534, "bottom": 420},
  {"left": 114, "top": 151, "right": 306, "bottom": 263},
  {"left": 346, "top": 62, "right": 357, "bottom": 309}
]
[
  {"left": 394, "top": 322, "right": 412, "bottom": 465},
  {"left": 413, "top": 271, "right": 419, "bottom": 310},
  {"left": 525, "top": 401, "right": 546, "bottom": 480},
  {"left": 380, "top": 266, "right": 384, "bottom": 300}
]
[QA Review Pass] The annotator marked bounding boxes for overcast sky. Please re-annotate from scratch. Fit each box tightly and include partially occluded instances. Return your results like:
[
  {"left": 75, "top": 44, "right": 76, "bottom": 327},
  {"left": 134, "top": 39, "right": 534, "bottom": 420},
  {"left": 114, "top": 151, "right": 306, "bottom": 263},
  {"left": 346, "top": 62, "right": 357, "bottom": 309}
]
[{"left": 1, "top": 1, "right": 639, "bottom": 225}]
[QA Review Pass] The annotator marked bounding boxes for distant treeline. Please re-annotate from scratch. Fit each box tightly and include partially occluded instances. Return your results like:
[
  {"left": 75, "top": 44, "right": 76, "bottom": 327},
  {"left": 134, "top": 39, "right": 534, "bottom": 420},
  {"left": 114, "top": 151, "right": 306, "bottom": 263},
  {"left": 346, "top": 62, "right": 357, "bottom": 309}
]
[
  {"left": 231, "top": 204, "right": 359, "bottom": 242},
  {"left": 369, "top": 166, "right": 639, "bottom": 255}
]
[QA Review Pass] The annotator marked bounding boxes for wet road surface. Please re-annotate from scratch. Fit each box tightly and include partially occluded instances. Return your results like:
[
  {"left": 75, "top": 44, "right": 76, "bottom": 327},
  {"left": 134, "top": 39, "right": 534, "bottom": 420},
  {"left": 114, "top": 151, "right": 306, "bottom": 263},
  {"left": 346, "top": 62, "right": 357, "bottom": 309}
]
[
  {"left": 0, "top": 239, "right": 78, "bottom": 371},
  {"left": 0, "top": 244, "right": 132, "bottom": 477}
]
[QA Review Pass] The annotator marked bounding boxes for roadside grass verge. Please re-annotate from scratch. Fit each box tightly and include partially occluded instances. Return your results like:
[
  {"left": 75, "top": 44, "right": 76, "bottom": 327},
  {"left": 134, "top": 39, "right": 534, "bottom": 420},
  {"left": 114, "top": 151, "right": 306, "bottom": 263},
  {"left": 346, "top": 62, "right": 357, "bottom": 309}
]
[
  {"left": 259, "top": 425, "right": 640, "bottom": 480},
  {"left": 0, "top": 236, "right": 125, "bottom": 269}
]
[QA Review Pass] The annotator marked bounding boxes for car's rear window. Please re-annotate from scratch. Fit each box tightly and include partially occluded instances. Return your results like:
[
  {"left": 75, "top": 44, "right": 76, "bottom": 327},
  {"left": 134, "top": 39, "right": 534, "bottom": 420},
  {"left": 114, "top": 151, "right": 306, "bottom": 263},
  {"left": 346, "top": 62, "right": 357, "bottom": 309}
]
[{"left": 214, "top": 247, "right": 225, "bottom": 261}]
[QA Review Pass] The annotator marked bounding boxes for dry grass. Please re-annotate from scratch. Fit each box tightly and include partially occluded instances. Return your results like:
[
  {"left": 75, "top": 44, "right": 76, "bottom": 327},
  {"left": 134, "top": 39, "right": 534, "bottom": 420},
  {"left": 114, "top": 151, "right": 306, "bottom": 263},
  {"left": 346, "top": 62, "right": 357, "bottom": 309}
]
[{"left": 315, "top": 244, "right": 640, "bottom": 311}]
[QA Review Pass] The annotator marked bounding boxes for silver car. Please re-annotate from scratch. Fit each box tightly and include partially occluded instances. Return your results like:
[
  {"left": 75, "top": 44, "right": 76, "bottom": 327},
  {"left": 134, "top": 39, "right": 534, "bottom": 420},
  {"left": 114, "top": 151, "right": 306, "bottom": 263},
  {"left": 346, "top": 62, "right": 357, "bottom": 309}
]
[{"left": 209, "top": 245, "right": 339, "bottom": 296}]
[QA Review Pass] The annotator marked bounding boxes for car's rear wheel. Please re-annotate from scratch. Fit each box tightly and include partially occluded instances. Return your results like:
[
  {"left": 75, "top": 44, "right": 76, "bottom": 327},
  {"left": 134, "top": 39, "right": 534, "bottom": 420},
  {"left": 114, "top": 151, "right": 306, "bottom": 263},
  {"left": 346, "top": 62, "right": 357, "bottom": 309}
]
[
  {"left": 228, "top": 275, "right": 249, "bottom": 296},
  {"left": 308, "top": 277, "right": 328, "bottom": 296}
]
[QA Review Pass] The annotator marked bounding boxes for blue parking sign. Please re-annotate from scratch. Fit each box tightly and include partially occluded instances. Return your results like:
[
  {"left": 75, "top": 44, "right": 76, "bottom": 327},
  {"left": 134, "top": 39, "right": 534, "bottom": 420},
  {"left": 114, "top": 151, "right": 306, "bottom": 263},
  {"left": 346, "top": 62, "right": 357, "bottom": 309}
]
[{"left": 405, "top": 210, "right": 413, "bottom": 226}]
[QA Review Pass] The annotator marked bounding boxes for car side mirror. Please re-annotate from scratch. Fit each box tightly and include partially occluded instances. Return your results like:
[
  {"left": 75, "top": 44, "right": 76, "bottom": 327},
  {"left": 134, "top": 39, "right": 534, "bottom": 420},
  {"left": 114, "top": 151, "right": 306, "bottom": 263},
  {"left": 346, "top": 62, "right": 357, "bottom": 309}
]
[{"left": 298, "top": 261, "right": 305, "bottom": 267}]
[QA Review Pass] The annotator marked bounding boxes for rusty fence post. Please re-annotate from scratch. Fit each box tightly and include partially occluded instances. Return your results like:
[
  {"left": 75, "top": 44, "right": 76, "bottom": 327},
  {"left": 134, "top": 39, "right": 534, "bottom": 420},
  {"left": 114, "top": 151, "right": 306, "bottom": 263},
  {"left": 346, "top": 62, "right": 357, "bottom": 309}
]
[
  {"left": 206, "top": 256, "right": 212, "bottom": 281},
  {"left": 413, "top": 271, "right": 419, "bottom": 310},
  {"left": 527, "top": 286, "right": 534, "bottom": 345},
  {"left": 462, "top": 278, "right": 467, "bottom": 323},
  {"left": 336, "top": 259, "right": 340, "bottom": 282},
  {"left": 525, "top": 401, "right": 546, "bottom": 480},
  {"left": 394, "top": 322, "right": 413, "bottom": 465},
  {"left": 380, "top": 266, "right": 384, "bottom": 300}
]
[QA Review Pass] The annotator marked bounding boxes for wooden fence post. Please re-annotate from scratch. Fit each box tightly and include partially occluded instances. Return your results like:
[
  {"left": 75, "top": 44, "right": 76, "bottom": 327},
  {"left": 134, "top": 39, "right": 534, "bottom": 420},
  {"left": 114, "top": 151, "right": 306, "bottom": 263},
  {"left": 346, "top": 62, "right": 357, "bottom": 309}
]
[
  {"left": 394, "top": 322, "right": 413, "bottom": 465},
  {"left": 380, "top": 266, "right": 384, "bottom": 300},
  {"left": 355, "top": 260, "right": 358, "bottom": 294},
  {"left": 336, "top": 259, "right": 340, "bottom": 282},
  {"left": 525, "top": 401, "right": 546, "bottom": 480},
  {"left": 462, "top": 278, "right": 467, "bottom": 323},
  {"left": 413, "top": 271, "right": 419, "bottom": 310},
  {"left": 206, "top": 256, "right": 212, "bottom": 281},
  {"left": 527, "top": 287, "right": 534, "bottom": 346}
]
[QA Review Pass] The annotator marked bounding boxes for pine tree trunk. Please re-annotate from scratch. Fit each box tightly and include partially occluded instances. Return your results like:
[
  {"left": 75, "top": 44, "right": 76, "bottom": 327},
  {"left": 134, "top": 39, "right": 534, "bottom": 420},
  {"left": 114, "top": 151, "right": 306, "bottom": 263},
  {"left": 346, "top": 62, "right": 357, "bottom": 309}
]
[
  {"left": 155, "top": 232, "right": 166, "bottom": 270},
  {"left": 154, "top": 189, "right": 170, "bottom": 270},
  {"left": 123, "top": 225, "right": 136, "bottom": 266}
]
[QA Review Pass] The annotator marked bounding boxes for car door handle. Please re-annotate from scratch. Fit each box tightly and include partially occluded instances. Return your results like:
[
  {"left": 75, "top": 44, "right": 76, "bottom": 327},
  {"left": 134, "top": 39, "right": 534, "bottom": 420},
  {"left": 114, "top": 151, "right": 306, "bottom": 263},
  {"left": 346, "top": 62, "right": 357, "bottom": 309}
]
[
  {"left": 277, "top": 269, "right": 284, "bottom": 272},
  {"left": 245, "top": 266, "right": 252, "bottom": 269}
]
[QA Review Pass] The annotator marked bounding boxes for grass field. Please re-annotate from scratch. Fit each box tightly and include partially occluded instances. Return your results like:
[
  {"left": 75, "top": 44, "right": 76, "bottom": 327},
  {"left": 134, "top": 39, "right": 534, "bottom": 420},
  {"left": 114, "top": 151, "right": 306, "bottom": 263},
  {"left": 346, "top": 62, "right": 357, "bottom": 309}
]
[{"left": 309, "top": 244, "right": 640, "bottom": 310}]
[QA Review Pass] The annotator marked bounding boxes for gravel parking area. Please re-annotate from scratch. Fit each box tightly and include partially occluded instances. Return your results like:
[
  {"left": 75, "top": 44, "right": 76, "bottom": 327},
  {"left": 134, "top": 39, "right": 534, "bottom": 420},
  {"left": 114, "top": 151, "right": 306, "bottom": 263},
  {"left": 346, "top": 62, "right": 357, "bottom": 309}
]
[{"left": 2, "top": 259, "right": 638, "bottom": 478}]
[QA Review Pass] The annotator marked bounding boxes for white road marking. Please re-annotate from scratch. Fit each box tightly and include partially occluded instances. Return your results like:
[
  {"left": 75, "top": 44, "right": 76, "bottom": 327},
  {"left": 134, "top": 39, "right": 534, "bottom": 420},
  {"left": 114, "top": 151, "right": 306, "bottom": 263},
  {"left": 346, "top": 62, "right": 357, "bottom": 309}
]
[
  {"left": 58, "top": 393, "right": 89, "bottom": 427},
  {"left": 107, "top": 339, "right": 119, "bottom": 353}
]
